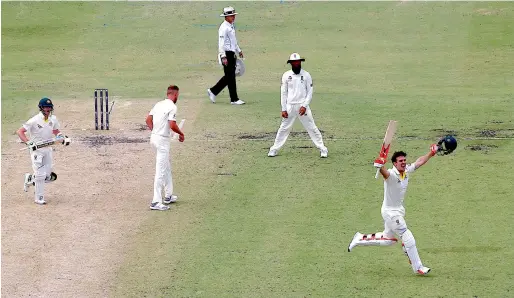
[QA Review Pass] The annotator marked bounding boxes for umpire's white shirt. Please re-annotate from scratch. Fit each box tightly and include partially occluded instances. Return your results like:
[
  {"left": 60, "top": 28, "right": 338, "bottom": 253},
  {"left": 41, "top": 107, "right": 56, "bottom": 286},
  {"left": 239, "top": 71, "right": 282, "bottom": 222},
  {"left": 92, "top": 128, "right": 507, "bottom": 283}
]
[
  {"left": 280, "top": 69, "right": 313, "bottom": 111},
  {"left": 23, "top": 112, "right": 60, "bottom": 143},
  {"left": 149, "top": 99, "right": 177, "bottom": 137},
  {"left": 381, "top": 164, "right": 416, "bottom": 218},
  {"left": 218, "top": 20, "right": 241, "bottom": 58}
]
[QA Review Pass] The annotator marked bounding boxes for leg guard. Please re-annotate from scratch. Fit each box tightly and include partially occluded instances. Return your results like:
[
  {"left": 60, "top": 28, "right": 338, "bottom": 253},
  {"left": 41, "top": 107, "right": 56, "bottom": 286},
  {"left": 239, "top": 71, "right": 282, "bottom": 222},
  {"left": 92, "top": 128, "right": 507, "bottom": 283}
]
[
  {"left": 359, "top": 232, "right": 398, "bottom": 246},
  {"left": 34, "top": 172, "right": 46, "bottom": 202},
  {"left": 349, "top": 232, "right": 397, "bottom": 251},
  {"left": 400, "top": 229, "right": 423, "bottom": 272}
]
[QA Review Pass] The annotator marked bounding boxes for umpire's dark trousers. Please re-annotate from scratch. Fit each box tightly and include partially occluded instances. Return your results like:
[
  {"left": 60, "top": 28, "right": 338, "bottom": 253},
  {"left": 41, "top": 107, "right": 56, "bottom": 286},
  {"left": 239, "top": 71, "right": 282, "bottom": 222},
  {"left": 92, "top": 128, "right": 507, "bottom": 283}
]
[{"left": 210, "top": 51, "right": 239, "bottom": 102}]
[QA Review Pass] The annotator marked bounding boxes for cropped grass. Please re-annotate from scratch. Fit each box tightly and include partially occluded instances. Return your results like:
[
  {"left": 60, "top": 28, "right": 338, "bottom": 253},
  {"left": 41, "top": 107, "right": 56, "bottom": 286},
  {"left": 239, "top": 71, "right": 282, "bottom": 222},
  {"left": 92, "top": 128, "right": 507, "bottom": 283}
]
[{"left": 2, "top": 2, "right": 514, "bottom": 297}]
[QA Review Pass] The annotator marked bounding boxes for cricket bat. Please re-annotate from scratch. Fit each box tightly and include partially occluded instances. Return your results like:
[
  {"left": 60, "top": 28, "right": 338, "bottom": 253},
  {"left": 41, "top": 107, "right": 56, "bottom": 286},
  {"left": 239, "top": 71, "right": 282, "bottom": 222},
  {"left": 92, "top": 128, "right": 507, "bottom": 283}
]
[
  {"left": 172, "top": 119, "right": 185, "bottom": 141},
  {"left": 19, "top": 136, "right": 64, "bottom": 151},
  {"left": 375, "top": 120, "right": 398, "bottom": 179}
]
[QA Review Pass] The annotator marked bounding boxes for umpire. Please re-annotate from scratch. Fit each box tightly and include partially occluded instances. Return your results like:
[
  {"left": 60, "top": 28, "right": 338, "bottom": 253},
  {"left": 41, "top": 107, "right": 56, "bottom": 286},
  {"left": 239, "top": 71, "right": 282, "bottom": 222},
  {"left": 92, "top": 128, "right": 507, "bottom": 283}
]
[{"left": 207, "top": 6, "right": 245, "bottom": 105}]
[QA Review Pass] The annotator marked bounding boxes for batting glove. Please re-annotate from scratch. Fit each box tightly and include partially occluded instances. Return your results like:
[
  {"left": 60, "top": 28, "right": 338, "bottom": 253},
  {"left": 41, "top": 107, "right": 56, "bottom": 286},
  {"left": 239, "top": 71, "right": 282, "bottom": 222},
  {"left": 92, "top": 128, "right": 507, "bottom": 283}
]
[
  {"left": 373, "top": 157, "right": 386, "bottom": 168},
  {"left": 57, "top": 133, "right": 71, "bottom": 146},
  {"left": 62, "top": 136, "right": 71, "bottom": 146},
  {"left": 430, "top": 144, "right": 439, "bottom": 156},
  {"left": 26, "top": 141, "right": 37, "bottom": 151}
]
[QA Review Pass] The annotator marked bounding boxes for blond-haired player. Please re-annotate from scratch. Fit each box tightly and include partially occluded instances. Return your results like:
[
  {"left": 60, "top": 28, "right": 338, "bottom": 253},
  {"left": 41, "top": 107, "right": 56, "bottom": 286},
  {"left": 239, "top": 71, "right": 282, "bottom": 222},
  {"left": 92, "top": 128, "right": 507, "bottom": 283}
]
[
  {"left": 347, "top": 145, "right": 440, "bottom": 275},
  {"left": 145, "top": 85, "right": 184, "bottom": 211}
]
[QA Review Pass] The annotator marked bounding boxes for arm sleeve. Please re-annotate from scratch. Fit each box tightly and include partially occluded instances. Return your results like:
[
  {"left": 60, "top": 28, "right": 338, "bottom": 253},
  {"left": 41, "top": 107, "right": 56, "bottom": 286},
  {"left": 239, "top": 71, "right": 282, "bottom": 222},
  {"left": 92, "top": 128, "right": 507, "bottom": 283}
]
[
  {"left": 149, "top": 106, "right": 155, "bottom": 116},
  {"left": 406, "top": 163, "right": 416, "bottom": 173},
  {"left": 303, "top": 73, "right": 313, "bottom": 107},
  {"left": 236, "top": 39, "right": 241, "bottom": 53},
  {"left": 281, "top": 74, "right": 288, "bottom": 111},
  {"left": 168, "top": 106, "right": 177, "bottom": 121},
  {"left": 22, "top": 118, "right": 34, "bottom": 131},
  {"left": 218, "top": 26, "right": 226, "bottom": 58},
  {"left": 385, "top": 169, "right": 396, "bottom": 182}
]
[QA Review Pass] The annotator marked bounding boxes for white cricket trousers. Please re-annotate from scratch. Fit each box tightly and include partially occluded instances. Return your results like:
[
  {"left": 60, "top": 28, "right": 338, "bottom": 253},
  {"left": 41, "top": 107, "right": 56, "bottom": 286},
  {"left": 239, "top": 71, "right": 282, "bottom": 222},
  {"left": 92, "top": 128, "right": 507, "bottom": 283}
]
[
  {"left": 270, "top": 104, "right": 327, "bottom": 151},
  {"left": 31, "top": 148, "right": 53, "bottom": 202},
  {"left": 150, "top": 134, "right": 173, "bottom": 204}
]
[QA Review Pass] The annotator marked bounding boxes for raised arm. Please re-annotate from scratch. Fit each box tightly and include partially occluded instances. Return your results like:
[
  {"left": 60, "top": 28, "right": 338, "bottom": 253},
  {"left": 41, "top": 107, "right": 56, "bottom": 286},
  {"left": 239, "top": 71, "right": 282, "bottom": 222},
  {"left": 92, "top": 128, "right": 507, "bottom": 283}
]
[
  {"left": 414, "top": 144, "right": 438, "bottom": 169},
  {"left": 374, "top": 157, "right": 391, "bottom": 179}
]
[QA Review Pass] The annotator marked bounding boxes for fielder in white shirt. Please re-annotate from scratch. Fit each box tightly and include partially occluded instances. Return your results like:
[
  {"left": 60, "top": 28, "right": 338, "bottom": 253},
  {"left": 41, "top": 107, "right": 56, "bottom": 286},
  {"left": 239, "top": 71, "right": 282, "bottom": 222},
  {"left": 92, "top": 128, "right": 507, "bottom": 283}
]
[
  {"left": 268, "top": 53, "right": 328, "bottom": 158},
  {"left": 207, "top": 6, "right": 246, "bottom": 105},
  {"left": 17, "top": 97, "right": 71, "bottom": 205},
  {"left": 145, "top": 85, "right": 185, "bottom": 211},
  {"left": 347, "top": 145, "right": 440, "bottom": 275}
]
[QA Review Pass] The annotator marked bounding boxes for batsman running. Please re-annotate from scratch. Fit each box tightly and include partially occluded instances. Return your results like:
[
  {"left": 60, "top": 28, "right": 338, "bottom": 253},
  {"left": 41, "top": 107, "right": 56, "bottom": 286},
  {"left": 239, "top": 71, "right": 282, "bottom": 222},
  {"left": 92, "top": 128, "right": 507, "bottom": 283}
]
[
  {"left": 347, "top": 135, "right": 457, "bottom": 275},
  {"left": 268, "top": 53, "right": 328, "bottom": 158},
  {"left": 17, "top": 97, "right": 71, "bottom": 205},
  {"left": 145, "top": 85, "right": 184, "bottom": 211}
]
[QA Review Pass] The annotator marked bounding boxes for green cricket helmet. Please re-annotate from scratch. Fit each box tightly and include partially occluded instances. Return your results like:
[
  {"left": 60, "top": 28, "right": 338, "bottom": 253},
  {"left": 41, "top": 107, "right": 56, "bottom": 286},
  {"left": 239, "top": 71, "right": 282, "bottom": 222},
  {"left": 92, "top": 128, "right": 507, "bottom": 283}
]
[{"left": 38, "top": 97, "right": 54, "bottom": 111}]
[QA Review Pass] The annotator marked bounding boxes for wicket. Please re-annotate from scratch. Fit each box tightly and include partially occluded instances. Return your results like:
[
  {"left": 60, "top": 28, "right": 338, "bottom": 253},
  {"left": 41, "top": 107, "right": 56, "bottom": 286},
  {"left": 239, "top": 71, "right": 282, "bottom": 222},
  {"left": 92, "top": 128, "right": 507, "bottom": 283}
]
[{"left": 94, "top": 89, "right": 109, "bottom": 130}]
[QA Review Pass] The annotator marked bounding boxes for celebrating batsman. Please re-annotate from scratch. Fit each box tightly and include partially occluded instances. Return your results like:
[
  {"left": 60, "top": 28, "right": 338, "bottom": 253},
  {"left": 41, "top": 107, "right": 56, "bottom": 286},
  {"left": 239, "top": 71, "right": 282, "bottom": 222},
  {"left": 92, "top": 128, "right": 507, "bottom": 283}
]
[
  {"left": 267, "top": 53, "right": 328, "bottom": 158},
  {"left": 17, "top": 97, "right": 71, "bottom": 205},
  {"left": 347, "top": 136, "right": 457, "bottom": 275}
]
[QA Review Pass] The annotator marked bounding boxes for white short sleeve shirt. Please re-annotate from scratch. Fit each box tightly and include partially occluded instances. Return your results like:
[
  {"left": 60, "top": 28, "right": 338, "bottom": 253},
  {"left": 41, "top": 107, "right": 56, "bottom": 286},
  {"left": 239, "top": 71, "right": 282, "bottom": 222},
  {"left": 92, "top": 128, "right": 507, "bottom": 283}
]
[
  {"left": 381, "top": 164, "right": 416, "bottom": 217},
  {"left": 23, "top": 113, "right": 60, "bottom": 143},
  {"left": 149, "top": 99, "right": 177, "bottom": 137}
]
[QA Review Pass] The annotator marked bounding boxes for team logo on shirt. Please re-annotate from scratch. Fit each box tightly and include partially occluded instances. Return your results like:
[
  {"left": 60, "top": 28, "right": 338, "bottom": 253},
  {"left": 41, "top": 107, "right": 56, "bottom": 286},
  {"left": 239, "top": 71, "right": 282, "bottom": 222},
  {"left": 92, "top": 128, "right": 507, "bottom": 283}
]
[
  {"left": 37, "top": 124, "right": 43, "bottom": 129},
  {"left": 48, "top": 121, "right": 52, "bottom": 126},
  {"left": 288, "top": 76, "right": 292, "bottom": 81},
  {"left": 301, "top": 76, "right": 304, "bottom": 83}
]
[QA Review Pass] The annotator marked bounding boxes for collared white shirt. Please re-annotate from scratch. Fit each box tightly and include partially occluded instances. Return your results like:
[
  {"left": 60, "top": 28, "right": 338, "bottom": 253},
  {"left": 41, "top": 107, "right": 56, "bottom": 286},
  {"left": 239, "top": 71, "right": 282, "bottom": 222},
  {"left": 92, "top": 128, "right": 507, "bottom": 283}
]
[
  {"left": 381, "top": 164, "right": 417, "bottom": 217},
  {"left": 218, "top": 20, "right": 241, "bottom": 58},
  {"left": 280, "top": 69, "right": 313, "bottom": 111},
  {"left": 149, "top": 99, "right": 177, "bottom": 137},
  {"left": 23, "top": 112, "right": 60, "bottom": 143}
]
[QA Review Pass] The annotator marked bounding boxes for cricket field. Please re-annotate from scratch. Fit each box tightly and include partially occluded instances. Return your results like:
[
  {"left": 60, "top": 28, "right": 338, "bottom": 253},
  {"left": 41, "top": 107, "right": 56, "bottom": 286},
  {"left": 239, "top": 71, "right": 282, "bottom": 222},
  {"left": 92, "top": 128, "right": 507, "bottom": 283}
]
[{"left": 2, "top": 2, "right": 513, "bottom": 297}]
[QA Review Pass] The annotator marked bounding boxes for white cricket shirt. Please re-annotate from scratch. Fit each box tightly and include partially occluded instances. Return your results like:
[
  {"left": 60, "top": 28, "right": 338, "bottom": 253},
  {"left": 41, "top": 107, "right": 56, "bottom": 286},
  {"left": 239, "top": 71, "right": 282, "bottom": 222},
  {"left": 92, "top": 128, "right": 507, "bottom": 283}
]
[
  {"left": 280, "top": 69, "right": 313, "bottom": 111},
  {"left": 381, "top": 164, "right": 417, "bottom": 217},
  {"left": 218, "top": 20, "right": 241, "bottom": 58},
  {"left": 23, "top": 113, "right": 60, "bottom": 143},
  {"left": 149, "top": 99, "right": 177, "bottom": 137}
]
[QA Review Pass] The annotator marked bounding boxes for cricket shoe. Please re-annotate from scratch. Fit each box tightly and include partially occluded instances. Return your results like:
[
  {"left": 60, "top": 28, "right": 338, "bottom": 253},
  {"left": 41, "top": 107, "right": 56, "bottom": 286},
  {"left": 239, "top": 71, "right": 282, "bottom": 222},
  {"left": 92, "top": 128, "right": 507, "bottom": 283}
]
[
  {"left": 23, "top": 173, "right": 32, "bottom": 192},
  {"left": 163, "top": 195, "right": 178, "bottom": 204},
  {"left": 150, "top": 202, "right": 170, "bottom": 211},
  {"left": 35, "top": 197, "right": 46, "bottom": 205},
  {"left": 207, "top": 89, "right": 216, "bottom": 103},
  {"left": 320, "top": 148, "right": 328, "bottom": 158},
  {"left": 231, "top": 100, "right": 245, "bottom": 105},
  {"left": 347, "top": 232, "right": 362, "bottom": 252},
  {"left": 267, "top": 149, "right": 277, "bottom": 157},
  {"left": 417, "top": 266, "right": 431, "bottom": 275}
]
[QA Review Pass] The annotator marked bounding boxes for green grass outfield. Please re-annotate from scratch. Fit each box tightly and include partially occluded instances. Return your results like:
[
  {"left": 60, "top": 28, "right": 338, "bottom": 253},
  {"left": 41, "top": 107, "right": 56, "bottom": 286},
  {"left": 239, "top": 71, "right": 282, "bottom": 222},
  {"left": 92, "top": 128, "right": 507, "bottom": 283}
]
[{"left": 3, "top": 2, "right": 514, "bottom": 297}]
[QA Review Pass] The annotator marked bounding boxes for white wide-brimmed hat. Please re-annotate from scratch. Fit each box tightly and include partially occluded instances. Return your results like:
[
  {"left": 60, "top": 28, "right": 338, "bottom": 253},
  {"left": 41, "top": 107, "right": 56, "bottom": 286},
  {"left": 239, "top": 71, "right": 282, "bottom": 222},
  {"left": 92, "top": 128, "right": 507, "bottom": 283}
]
[
  {"left": 287, "top": 53, "right": 305, "bottom": 63},
  {"left": 220, "top": 6, "right": 238, "bottom": 17}
]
